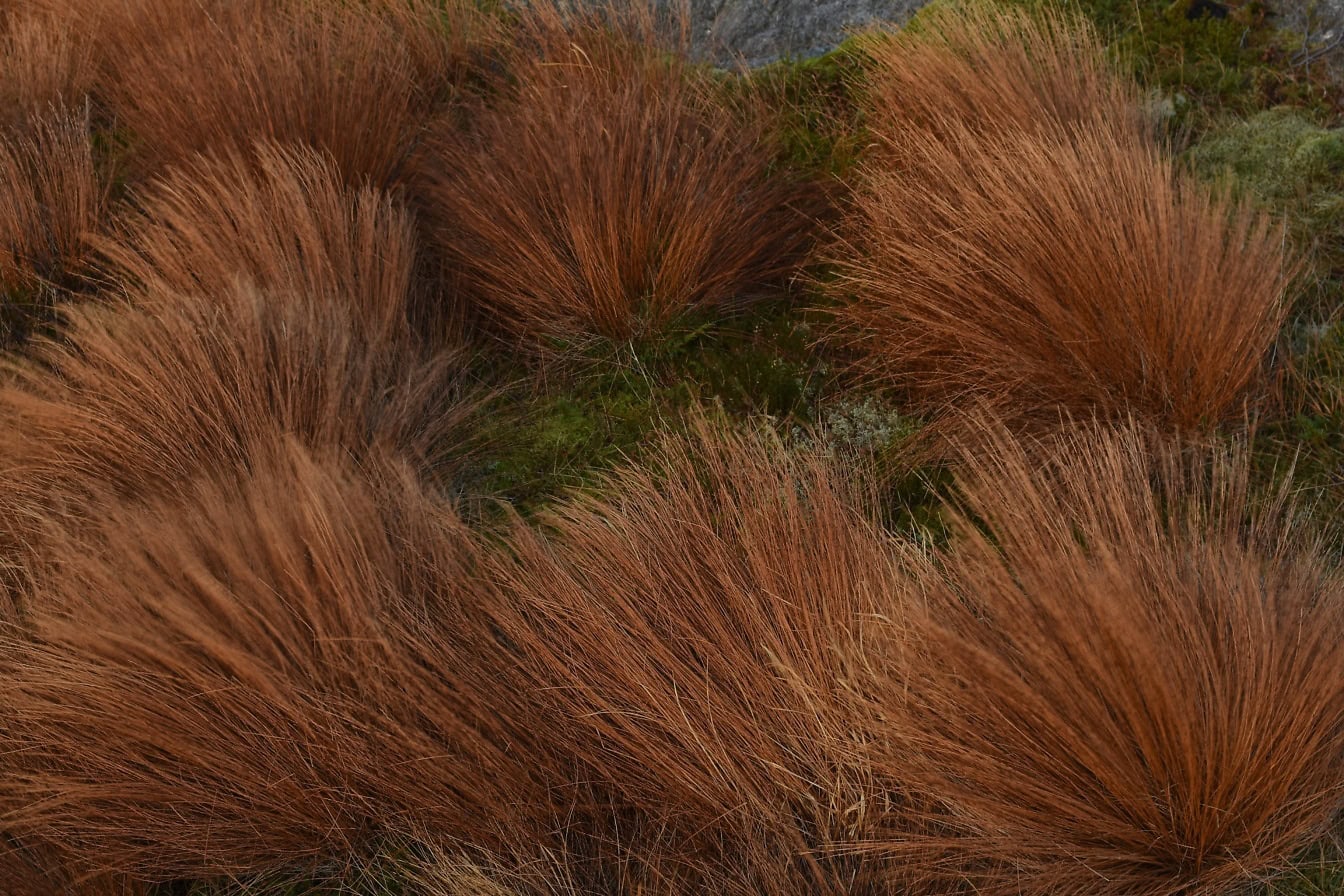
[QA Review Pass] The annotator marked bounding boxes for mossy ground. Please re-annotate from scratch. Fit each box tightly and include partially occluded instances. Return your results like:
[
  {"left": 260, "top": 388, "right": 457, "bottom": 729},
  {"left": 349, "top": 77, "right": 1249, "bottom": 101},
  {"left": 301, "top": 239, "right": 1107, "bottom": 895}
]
[
  {"left": 461, "top": 302, "right": 826, "bottom": 514},
  {"left": 12, "top": 0, "right": 1331, "bottom": 890}
]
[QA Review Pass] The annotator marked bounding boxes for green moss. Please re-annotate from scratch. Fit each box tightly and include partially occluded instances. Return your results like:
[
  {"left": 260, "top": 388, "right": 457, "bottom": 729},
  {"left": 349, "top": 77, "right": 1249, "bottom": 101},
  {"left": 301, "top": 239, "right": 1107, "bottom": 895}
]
[
  {"left": 465, "top": 305, "right": 829, "bottom": 515},
  {"left": 1190, "top": 107, "right": 1344, "bottom": 204},
  {"left": 1112, "top": 0, "right": 1321, "bottom": 122},
  {"left": 740, "top": 34, "right": 876, "bottom": 177},
  {"left": 1188, "top": 108, "right": 1344, "bottom": 286},
  {"left": 1191, "top": 107, "right": 1344, "bottom": 542}
]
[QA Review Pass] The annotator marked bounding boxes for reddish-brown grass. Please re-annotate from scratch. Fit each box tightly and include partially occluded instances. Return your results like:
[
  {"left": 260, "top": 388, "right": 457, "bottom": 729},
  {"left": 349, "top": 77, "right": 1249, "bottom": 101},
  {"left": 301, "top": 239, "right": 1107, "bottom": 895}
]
[
  {"left": 405, "top": 837, "right": 837, "bottom": 896},
  {"left": 97, "top": 141, "right": 429, "bottom": 341},
  {"left": 0, "top": 283, "right": 475, "bottom": 611},
  {"left": 0, "top": 108, "right": 104, "bottom": 332},
  {"left": 0, "top": 441, "right": 543, "bottom": 880},
  {"left": 828, "top": 121, "right": 1294, "bottom": 432},
  {"left": 857, "top": 3, "right": 1151, "bottom": 152},
  {"left": 0, "top": 10, "right": 96, "bottom": 130},
  {"left": 481, "top": 422, "right": 936, "bottom": 894},
  {"left": 847, "top": 421, "right": 1344, "bottom": 895},
  {"left": 0, "top": 840, "right": 143, "bottom": 896},
  {"left": 415, "top": 7, "right": 820, "bottom": 345},
  {"left": 52, "top": 0, "right": 489, "bottom": 186},
  {"left": 0, "top": 283, "right": 471, "bottom": 501},
  {"left": 827, "top": 4, "right": 1290, "bottom": 433}
]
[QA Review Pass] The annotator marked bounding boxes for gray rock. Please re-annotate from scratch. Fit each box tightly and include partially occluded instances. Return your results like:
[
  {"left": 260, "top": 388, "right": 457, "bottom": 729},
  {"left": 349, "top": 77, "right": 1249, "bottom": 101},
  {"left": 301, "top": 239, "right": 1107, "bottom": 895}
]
[
  {"left": 529, "top": 0, "right": 925, "bottom": 67},
  {"left": 675, "top": 0, "right": 923, "bottom": 67}
]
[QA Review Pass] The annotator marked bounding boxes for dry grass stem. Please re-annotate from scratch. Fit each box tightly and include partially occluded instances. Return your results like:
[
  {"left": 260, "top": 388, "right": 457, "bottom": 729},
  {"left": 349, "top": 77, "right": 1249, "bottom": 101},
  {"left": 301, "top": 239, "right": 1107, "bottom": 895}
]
[
  {"left": 0, "top": 108, "right": 103, "bottom": 336},
  {"left": 0, "top": 283, "right": 475, "bottom": 610},
  {"left": 54, "top": 0, "right": 489, "bottom": 186},
  {"left": 858, "top": 3, "right": 1151, "bottom": 151}
]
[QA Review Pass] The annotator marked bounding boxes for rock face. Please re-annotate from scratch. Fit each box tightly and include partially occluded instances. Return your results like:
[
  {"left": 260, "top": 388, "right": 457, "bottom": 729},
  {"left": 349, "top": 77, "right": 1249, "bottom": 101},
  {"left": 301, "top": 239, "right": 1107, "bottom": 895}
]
[
  {"left": 675, "top": 0, "right": 923, "bottom": 66},
  {"left": 529, "top": 0, "right": 924, "bottom": 67}
]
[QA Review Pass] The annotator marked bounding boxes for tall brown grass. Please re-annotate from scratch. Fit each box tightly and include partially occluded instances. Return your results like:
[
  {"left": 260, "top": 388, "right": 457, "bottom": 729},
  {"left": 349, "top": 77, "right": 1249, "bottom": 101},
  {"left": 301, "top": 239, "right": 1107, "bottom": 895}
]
[
  {"left": 481, "top": 421, "right": 935, "bottom": 894},
  {"left": 0, "top": 441, "right": 542, "bottom": 879},
  {"left": 468, "top": 417, "right": 1344, "bottom": 895},
  {"left": 415, "top": 7, "right": 820, "bottom": 345},
  {"left": 0, "top": 840, "right": 142, "bottom": 896},
  {"left": 97, "top": 142, "right": 428, "bottom": 341},
  {"left": 828, "top": 121, "right": 1294, "bottom": 431},
  {"left": 0, "top": 9, "right": 96, "bottom": 129},
  {"left": 0, "top": 284, "right": 471, "bottom": 501},
  {"left": 848, "top": 422, "right": 1344, "bottom": 895},
  {"left": 857, "top": 3, "right": 1151, "bottom": 151},
  {"left": 0, "top": 108, "right": 104, "bottom": 337},
  {"left": 0, "top": 283, "right": 475, "bottom": 611},
  {"left": 51, "top": 0, "right": 490, "bottom": 186}
]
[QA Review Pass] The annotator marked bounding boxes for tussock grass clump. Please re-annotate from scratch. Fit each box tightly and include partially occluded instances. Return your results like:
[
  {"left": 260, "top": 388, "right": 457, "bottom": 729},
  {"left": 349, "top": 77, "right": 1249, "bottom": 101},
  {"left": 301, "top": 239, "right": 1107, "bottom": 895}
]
[
  {"left": 416, "top": 7, "right": 820, "bottom": 345},
  {"left": 0, "top": 109, "right": 103, "bottom": 338},
  {"left": 0, "top": 284, "right": 474, "bottom": 609},
  {"left": 829, "top": 4, "right": 1293, "bottom": 433},
  {"left": 0, "top": 442, "right": 538, "bottom": 879},
  {"left": 98, "top": 142, "right": 428, "bottom": 339},
  {"left": 829, "top": 120, "right": 1294, "bottom": 432},
  {"left": 0, "top": 285, "right": 470, "bottom": 503},
  {"left": 859, "top": 2, "right": 1150, "bottom": 149},
  {"left": 482, "top": 422, "right": 931, "bottom": 892},
  {"left": 852, "top": 422, "right": 1344, "bottom": 895},
  {"left": 466, "top": 417, "right": 1344, "bottom": 896},
  {"left": 63, "top": 0, "right": 487, "bottom": 186}
]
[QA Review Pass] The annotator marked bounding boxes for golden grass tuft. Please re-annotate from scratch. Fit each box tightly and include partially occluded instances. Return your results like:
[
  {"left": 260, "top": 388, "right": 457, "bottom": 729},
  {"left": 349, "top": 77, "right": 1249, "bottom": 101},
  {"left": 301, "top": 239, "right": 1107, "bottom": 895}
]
[
  {"left": 849, "top": 421, "right": 1344, "bottom": 895},
  {"left": 415, "top": 7, "right": 820, "bottom": 345},
  {"left": 97, "top": 141, "right": 431, "bottom": 340},
  {"left": 0, "top": 441, "right": 540, "bottom": 880},
  {"left": 828, "top": 121, "right": 1294, "bottom": 432}
]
